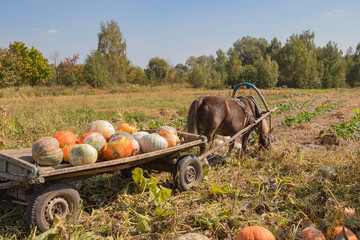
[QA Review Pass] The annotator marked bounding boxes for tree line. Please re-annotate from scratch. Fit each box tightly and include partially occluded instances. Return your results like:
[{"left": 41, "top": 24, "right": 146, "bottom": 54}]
[{"left": 1, "top": 20, "right": 360, "bottom": 89}]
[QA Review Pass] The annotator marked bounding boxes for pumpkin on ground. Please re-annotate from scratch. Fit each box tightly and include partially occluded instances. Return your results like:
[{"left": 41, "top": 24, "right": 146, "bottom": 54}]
[
  {"left": 86, "top": 120, "right": 115, "bottom": 141},
  {"left": 32, "top": 137, "right": 63, "bottom": 166},
  {"left": 139, "top": 133, "right": 168, "bottom": 153},
  {"left": 81, "top": 132, "right": 106, "bottom": 157},
  {"left": 300, "top": 227, "right": 326, "bottom": 240},
  {"left": 53, "top": 131, "right": 78, "bottom": 147},
  {"left": 62, "top": 143, "right": 77, "bottom": 163},
  {"left": 132, "top": 131, "right": 149, "bottom": 143},
  {"left": 69, "top": 144, "right": 98, "bottom": 166},
  {"left": 116, "top": 123, "right": 137, "bottom": 134},
  {"left": 163, "top": 133, "right": 180, "bottom": 147},
  {"left": 331, "top": 226, "right": 357, "bottom": 240},
  {"left": 103, "top": 135, "right": 133, "bottom": 160},
  {"left": 235, "top": 226, "right": 276, "bottom": 240},
  {"left": 130, "top": 138, "right": 140, "bottom": 155}
]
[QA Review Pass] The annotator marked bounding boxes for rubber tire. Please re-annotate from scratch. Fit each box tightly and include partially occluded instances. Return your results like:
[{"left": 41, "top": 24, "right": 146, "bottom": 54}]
[
  {"left": 174, "top": 155, "right": 203, "bottom": 191},
  {"left": 26, "top": 182, "right": 81, "bottom": 232}
]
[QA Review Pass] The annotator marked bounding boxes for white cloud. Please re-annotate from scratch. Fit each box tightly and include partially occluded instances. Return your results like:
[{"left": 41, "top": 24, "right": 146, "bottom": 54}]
[
  {"left": 43, "top": 29, "right": 59, "bottom": 35},
  {"left": 326, "top": 9, "right": 345, "bottom": 16}
]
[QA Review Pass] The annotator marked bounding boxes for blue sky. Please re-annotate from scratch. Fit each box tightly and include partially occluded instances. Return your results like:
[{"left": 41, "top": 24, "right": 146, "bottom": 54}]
[{"left": 1, "top": 0, "right": 359, "bottom": 68}]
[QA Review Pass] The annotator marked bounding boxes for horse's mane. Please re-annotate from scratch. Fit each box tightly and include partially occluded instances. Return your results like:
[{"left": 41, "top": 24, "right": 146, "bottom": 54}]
[{"left": 246, "top": 95, "right": 262, "bottom": 119}]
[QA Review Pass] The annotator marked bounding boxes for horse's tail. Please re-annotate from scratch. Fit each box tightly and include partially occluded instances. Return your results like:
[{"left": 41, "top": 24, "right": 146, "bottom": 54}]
[{"left": 187, "top": 98, "right": 202, "bottom": 133}]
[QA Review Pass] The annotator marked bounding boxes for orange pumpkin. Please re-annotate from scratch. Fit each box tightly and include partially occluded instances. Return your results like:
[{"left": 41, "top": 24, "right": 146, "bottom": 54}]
[
  {"left": 332, "top": 226, "right": 357, "bottom": 240},
  {"left": 78, "top": 132, "right": 94, "bottom": 144},
  {"left": 32, "top": 137, "right": 63, "bottom": 166},
  {"left": 300, "top": 227, "right": 326, "bottom": 240},
  {"left": 116, "top": 123, "right": 137, "bottom": 134},
  {"left": 54, "top": 131, "right": 78, "bottom": 147},
  {"left": 156, "top": 125, "right": 177, "bottom": 137},
  {"left": 163, "top": 133, "right": 180, "bottom": 147},
  {"left": 86, "top": 120, "right": 115, "bottom": 140},
  {"left": 103, "top": 135, "right": 133, "bottom": 160},
  {"left": 62, "top": 143, "right": 77, "bottom": 163},
  {"left": 235, "top": 226, "right": 276, "bottom": 240}
]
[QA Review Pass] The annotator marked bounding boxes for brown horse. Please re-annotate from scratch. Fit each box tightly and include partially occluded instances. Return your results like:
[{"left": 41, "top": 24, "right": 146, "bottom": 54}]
[{"left": 187, "top": 95, "right": 272, "bottom": 167}]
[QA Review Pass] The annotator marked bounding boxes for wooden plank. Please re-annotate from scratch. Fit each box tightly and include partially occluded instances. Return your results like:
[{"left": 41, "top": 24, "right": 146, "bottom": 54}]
[
  {"left": 0, "top": 181, "right": 22, "bottom": 190},
  {"left": 0, "top": 150, "right": 36, "bottom": 172},
  {"left": 198, "top": 107, "right": 278, "bottom": 160}
]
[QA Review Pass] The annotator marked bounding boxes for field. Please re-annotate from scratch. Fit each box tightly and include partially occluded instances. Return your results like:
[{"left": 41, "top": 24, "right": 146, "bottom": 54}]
[{"left": 0, "top": 85, "right": 359, "bottom": 239}]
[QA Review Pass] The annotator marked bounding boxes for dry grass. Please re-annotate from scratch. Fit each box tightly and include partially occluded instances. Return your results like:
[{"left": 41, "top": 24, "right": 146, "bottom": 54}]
[{"left": 0, "top": 85, "right": 359, "bottom": 239}]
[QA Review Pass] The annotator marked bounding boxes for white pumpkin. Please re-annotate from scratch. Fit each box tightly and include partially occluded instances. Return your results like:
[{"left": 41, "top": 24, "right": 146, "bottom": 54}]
[{"left": 139, "top": 133, "right": 168, "bottom": 153}]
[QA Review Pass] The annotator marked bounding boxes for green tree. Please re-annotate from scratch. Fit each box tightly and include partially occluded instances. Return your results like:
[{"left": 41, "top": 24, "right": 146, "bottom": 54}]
[
  {"left": 174, "top": 63, "right": 189, "bottom": 83},
  {"left": 278, "top": 30, "right": 321, "bottom": 88},
  {"left": 214, "top": 49, "right": 228, "bottom": 83},
  {"left": 84, "top": 50, "right": 110, "bottom": 88},
  {"left": 253, "top": 55, "right": 279, "bottom": 88},
  {"left": 228, "top": 36, "right": 269, "bottom": 65},
  {"left": 185, "top": 55, "right": 218, "bottom": 86},
  {"left": 187, "top": 65, "right": 209, "bottom": 88},
  {"left": 0, "top": 48, "right": 23, "bottom": 87},
  {"left": 239, "top": 65, "right": 257, "bottom": 84},
  {"left": 145, "top": 57, "right": 169, "bottom": 85},
  {"left": 8, "top": 41, "right": 51, "bottom": 86},
  {"left": 84, "top": 20, "right": 130, "bottom": 87},
  {"left": 127, "top": 66, "right": 147, "bottom": 85},
  {"left": 346, "top": 43, "right": 360, "bottom": 87},
  {"left": 317, "top": 42, "right": 346, "bottom": 88},
  {"left": 98, "top": 20, "right": 130, "bottom": 83},
  {"left": 266, "top": 37, "right": 282, "bottom": 63},
  {"left": 225, "top": 51, "right": 243, "bottom": 87}
]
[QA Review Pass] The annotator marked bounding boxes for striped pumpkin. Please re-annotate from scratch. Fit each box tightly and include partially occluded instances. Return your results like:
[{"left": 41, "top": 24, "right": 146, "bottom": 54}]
[
  {"left": 103, "top": 135, "right": 133, "bottom": 160},
  {"left": 156, "top": 125, "right": 177, "bottom": 137},
  {"left": 116, "top": 123, "right": 137, "bottom": 134},
  {"left": 32, "top": 137, "right": 63, "bottom": 166}
]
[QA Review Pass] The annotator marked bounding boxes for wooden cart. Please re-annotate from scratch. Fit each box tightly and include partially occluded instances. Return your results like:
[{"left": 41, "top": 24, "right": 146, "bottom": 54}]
[{"left": 0, "top": 131, "right": 207, "bottom": 232}]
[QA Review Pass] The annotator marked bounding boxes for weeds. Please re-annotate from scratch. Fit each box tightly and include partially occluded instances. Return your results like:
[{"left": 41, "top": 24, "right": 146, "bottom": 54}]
[{"left": 282, "top": 101, "right": 343, "bottom": 126}]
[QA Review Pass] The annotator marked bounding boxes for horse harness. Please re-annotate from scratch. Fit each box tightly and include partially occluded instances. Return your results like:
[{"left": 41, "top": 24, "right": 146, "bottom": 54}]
[{"left": 229, "top": 96, "right": 259, "bottom": 129}]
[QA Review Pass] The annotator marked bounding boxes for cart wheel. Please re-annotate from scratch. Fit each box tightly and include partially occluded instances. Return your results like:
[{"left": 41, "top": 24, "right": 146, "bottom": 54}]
[
  {"left": 174, "top": 155, "right": 203, "bottom": 191},
  {"left": 26, "top": 182, "right": 81, "bottom": 232}
]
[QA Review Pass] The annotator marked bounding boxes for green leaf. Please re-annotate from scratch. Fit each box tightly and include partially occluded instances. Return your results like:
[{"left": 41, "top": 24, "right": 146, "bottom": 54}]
[
  {"left": 132, "top": 168, "right": 146, "bottom": 191},
  {"left": 133, "top": 211, "right": 151, "bottom": 232},
  {"left": 209, "top": 182, "right": 225, "bottom": 194}
]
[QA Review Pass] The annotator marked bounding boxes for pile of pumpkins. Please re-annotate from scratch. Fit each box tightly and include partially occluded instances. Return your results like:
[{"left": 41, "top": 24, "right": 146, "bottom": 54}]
[
  {"left": 32, "top": 120, "right": 180, "bottom": 167},
  {"left": 178, "top": 224, "right": 358, "bottom": 240}
]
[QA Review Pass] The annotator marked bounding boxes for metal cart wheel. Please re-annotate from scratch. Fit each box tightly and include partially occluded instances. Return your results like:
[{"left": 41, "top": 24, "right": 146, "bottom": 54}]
[
  {"left": 174, "top": 154, "right": 203, "bottom": 191},
  {"left": 26, "top": 182, "right": 80, "bottom": 232}
]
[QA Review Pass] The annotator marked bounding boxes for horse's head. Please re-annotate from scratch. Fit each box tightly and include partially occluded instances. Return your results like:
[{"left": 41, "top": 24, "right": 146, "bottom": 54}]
[{"left": 257, "top": 119, "right": 274, "bottom": 148}]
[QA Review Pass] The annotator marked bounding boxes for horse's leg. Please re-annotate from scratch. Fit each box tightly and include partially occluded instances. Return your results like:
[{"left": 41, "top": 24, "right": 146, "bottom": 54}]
[
  {"left": 239, "top": 130, "right": 252, "bottom": 159},
  {"left": 200, "top": 129, "right": 216, "bottom": 169},
  {"left": 227, "top": 140, "right": 235, "bottom": 156}
]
